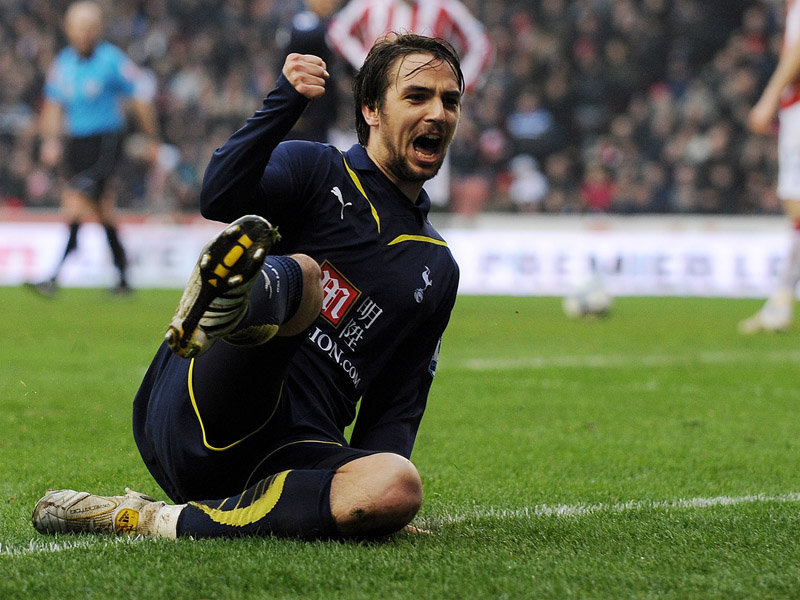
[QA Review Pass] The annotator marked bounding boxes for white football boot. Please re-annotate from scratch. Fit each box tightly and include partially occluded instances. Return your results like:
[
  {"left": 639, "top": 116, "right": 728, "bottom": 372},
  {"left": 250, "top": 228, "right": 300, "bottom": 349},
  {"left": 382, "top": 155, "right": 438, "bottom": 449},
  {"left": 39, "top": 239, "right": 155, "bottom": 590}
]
[
  {"left": 165, "top": 215, "right": 280, "bottom": 358},
  {"left": 738, "top": 288, "right": 794, "bottom": 334},
  {"left": 32, "top": 488, "right": 181, "bottom": 538}
]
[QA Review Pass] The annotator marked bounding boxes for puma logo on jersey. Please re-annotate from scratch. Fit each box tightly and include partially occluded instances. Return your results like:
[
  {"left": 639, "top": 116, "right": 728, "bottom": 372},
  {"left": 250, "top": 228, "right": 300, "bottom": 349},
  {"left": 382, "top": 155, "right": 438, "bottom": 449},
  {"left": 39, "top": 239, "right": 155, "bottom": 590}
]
[{"left": 331, "top": 187, "right": 352, "bottom": 220}]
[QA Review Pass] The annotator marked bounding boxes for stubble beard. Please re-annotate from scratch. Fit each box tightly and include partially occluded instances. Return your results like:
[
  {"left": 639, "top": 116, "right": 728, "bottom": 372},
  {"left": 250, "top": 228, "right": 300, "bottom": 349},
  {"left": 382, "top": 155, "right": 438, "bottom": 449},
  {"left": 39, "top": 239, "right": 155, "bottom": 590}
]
[{"left": 385, "top": 148, "right": 442, "bottom": 184}]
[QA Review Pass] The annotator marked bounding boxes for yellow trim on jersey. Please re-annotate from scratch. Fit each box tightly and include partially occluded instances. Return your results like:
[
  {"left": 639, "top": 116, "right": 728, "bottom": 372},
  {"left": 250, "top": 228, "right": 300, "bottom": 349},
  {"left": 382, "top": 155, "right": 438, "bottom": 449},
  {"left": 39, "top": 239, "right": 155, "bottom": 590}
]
[
  {"left": 188, "top": 470, "right": 290, "bottom": 527},
  {"left": 188, "top": 358, "right": 282, "bottom": 452},
  {"left": 339, "top": 150, "right": 381, "bottom": 233},
  {"left": 387, "top": 234, "right": 448, "bottom": 247}
]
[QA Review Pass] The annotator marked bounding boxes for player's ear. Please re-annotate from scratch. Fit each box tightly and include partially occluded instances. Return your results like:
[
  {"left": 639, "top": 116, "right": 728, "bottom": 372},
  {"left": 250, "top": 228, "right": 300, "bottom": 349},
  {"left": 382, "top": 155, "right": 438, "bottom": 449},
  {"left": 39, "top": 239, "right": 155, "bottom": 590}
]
[{"left": 361, "top": 102, "right": 379, "bottom": 127}]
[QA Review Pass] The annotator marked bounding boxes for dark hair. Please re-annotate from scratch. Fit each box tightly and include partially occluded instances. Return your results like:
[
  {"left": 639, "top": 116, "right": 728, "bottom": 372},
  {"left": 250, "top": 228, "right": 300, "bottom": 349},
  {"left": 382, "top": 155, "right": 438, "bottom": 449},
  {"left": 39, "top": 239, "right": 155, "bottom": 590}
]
[{"left": 353, "top": 33, "right": 464, "bottom": 146}]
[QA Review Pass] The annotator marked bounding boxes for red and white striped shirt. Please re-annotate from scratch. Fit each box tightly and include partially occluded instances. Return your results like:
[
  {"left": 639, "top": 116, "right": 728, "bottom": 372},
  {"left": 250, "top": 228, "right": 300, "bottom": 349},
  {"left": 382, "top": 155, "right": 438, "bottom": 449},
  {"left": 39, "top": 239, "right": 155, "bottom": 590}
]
[
  {"left": 328, "top": 0, "right": 493, "bottom": 92},
  {"left": 781, "top": 0, "right": 800, "bottom": 108}
]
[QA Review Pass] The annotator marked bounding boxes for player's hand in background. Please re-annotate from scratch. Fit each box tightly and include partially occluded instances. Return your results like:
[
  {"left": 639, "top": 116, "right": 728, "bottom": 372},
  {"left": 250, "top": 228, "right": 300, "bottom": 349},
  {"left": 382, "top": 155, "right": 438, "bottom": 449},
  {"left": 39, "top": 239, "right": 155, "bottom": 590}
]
[{"left": 748, "top": 95, "right": 779, "bottom": 137}]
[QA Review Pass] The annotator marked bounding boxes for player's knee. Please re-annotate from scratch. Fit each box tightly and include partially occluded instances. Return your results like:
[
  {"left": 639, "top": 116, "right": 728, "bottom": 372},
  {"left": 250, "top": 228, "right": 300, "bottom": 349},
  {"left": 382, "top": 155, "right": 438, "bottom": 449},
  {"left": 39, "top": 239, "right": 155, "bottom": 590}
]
[
  {"left": 360, "top": 455, "right": 423, "bottom": 534},
  {"left": 332, "top": 453, "right": 423, "bottom": 537},
  {"left": 376, "top": 457, "right": 423, "bottom": 527}
]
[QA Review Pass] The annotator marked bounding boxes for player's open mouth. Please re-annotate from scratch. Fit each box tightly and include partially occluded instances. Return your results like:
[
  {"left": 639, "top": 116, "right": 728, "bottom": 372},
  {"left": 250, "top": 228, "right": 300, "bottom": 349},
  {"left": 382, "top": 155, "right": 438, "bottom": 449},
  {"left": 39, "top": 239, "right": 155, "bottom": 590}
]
[{"left": 413, "top": 133, "right": 443, "bottom": 162}]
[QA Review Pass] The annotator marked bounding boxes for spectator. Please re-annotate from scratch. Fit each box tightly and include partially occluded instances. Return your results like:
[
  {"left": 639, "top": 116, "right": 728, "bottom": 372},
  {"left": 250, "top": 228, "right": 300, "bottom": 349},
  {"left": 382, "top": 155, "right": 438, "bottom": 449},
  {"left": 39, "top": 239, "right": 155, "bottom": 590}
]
[
  {"left": 579, "top": 163, "right": 614, "bottom": 213},
  {"left": 508, "top": 154, "right": 548, "bottom": 212},
  {"left": 505, "top": 85, "right": 566, "bottom": 161}
]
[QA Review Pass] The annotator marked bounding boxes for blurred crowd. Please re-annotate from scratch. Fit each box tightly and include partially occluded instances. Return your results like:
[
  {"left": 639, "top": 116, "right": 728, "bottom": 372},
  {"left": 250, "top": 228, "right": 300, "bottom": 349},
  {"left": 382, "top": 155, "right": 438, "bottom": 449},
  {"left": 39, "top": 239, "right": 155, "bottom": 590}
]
[{"left": 0, "top": 0, "right": 786, "bottom": 216}]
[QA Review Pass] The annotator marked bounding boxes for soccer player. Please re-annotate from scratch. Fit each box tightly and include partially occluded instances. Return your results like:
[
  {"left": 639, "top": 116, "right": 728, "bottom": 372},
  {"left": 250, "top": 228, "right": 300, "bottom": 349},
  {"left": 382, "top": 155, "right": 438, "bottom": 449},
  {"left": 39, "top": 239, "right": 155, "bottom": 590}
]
[
  {"left": 739, "top": 0, "right": 800, "bottom": 333},
  {"left": 32, "top": 33, "right": 463, "bottom": 540},
  {"left": 26, "top": 1, "right": 160, "bottom": 297}
]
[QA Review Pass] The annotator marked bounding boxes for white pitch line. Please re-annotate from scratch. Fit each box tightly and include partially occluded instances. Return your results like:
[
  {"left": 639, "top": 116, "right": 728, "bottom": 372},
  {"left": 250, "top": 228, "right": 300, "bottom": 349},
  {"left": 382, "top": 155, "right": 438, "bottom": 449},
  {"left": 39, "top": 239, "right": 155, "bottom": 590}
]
[
  {"left": 0, "top": 535, "right": 143, "bottom": 557},
  {"left": 421, "top": 492, "right": 800, "bottom": 526},
  {"left": 5, "top": 493, "right": 799, "bottom": 555},
  {"left": 456, "top": 350, "right": 800, "bottom": 371}
]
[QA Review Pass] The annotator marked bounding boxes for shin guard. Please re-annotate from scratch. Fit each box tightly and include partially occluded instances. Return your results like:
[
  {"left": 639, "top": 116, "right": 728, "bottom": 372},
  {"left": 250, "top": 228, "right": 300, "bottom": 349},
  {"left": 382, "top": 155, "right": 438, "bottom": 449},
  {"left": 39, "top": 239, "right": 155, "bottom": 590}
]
[
  {"left": 224, "top": 255, "right": 303, "bottom": 346},
  {"left": 176, "top": 469, "right": 336, "bottom": 539}
]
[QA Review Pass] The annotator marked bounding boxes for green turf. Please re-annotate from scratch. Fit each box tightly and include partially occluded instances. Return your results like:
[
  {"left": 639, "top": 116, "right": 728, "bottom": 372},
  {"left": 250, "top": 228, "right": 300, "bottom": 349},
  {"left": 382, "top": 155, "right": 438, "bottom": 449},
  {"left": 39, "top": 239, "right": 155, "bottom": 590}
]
[{"left": 2, "top": 287, "right": 800, "bottom": 599}]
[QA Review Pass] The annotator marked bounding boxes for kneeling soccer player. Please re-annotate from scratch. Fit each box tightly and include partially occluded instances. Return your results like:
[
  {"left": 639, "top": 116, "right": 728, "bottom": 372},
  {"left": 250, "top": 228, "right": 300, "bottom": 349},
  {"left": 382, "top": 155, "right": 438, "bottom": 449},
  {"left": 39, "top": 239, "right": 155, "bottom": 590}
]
[{"left": 32, "top": 33, "right": 464, "bottom": 539}]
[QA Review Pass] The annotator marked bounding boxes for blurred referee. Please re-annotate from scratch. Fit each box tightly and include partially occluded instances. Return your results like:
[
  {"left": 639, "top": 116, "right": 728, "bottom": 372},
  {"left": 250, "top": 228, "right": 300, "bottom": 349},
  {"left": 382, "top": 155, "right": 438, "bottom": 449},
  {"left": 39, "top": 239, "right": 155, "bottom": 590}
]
[{"left": 27, "top": 1, "right": 160, "bottom": 297}]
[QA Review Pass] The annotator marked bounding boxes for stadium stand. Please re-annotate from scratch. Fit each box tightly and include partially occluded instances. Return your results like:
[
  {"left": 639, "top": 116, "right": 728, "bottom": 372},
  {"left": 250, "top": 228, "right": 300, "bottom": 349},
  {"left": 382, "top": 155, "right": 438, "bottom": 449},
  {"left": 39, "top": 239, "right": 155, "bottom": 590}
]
[{"left": 0, "top": 0, "right": 780, "bottom": 216}]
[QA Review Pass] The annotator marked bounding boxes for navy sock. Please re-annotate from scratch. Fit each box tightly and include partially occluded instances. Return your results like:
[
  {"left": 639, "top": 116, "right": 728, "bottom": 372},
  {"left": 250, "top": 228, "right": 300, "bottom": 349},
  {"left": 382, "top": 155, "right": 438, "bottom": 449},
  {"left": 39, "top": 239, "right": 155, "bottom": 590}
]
[
  {"left": 225, "top": 255, "right": 303, "bottom": 345},
  {"left": 176, "top": 469, "right": 337, "bottom": 539}
]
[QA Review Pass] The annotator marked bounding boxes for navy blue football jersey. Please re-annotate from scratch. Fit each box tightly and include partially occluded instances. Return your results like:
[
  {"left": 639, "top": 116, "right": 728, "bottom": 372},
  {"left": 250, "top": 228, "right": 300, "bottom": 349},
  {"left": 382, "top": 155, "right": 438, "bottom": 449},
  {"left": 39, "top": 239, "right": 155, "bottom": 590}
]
[{"left": 200, "top": 76, "right": 460, "bottom": 458}]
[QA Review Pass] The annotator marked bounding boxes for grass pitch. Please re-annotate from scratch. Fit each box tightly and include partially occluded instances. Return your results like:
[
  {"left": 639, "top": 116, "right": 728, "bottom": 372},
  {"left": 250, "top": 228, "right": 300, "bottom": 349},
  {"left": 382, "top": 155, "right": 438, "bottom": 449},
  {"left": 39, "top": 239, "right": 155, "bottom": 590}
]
[{"left": 2, "top": 286, "right": 800, "bottom": 599}]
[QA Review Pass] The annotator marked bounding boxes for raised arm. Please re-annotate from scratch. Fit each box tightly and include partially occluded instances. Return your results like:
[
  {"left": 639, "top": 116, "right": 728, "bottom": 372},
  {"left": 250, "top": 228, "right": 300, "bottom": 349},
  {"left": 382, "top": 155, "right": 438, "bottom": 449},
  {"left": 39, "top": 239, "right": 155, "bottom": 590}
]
[{"left": 200, "top": 54, "right": 329, "bottom": 222}]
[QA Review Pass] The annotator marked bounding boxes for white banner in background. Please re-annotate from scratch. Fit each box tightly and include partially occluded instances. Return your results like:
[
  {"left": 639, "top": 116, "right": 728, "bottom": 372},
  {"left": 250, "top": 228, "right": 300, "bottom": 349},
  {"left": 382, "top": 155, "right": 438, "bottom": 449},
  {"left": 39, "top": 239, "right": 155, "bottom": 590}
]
[
  {"left": 0, "top": 217, "right": 791, "bottom": 297},
  {"left": 0, "top": 222, "right": 221, "bottom": 289},
  {"left": 446, "top": 228, "right": 784, "bottom": 297}
]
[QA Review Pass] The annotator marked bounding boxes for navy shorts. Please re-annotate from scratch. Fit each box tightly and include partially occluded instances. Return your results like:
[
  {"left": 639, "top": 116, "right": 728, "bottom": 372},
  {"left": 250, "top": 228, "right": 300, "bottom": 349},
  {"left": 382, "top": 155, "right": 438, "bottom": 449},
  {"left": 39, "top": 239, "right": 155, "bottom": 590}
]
[{"left": 132, "top": 333, "right": 376, "bottom": 504}]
